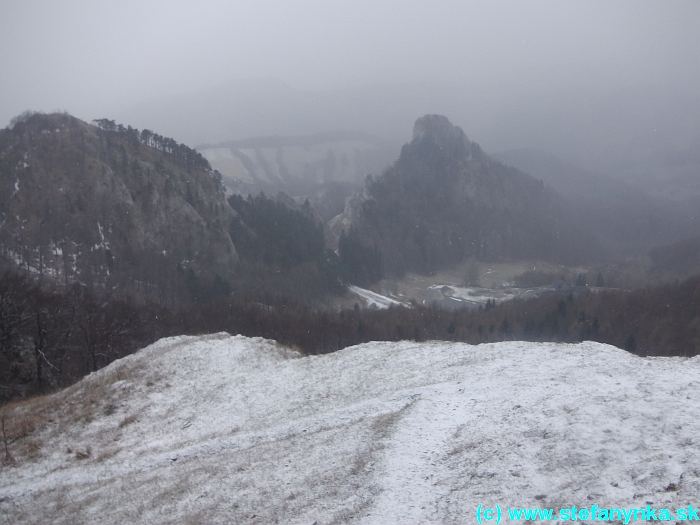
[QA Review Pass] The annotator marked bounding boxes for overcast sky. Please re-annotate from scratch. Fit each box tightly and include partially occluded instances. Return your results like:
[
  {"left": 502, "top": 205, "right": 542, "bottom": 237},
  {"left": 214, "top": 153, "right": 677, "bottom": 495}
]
[{"left": 1, "top": 0, "right": 699, "bottom": 166}]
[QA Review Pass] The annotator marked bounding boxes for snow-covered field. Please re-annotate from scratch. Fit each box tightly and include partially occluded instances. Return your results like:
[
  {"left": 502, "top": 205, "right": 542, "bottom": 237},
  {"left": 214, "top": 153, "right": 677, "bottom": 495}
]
[
  {"left": 1, "top": 334, "right": 700, "bottom": 524},
  {"left": 428, "top": 284, "right": 525, "bottom": 305}
]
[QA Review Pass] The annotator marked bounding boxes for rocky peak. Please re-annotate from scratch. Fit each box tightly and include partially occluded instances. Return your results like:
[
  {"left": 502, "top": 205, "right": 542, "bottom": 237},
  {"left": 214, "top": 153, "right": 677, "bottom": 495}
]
[
  {"left": 406, "top": 114, "right": 480, "bottom": 162},
  {"left": 412, "top": 114, "right": 465, "bottom": 144}
]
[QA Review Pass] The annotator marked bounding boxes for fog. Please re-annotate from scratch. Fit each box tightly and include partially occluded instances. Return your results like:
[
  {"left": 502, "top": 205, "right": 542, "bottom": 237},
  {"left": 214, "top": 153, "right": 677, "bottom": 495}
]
[{"left": 2, "top": 0, "right": 699, "bottom": 174}]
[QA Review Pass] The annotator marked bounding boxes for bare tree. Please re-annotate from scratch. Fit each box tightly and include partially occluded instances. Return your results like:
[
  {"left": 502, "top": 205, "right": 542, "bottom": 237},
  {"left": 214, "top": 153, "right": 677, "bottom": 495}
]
[{"left": 1, "top": 414, "right": 17, "bottom": 466}]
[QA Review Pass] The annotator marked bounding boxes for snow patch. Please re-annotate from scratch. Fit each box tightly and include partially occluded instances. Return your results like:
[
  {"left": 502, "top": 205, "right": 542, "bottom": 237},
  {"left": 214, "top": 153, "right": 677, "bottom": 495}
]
[
  {"left": 429, "top": 283, "right": 551, "bottom": 306},
  {"left": 11, "top": 176, "right": 20, "bottom": 197},
  {"left": 348, "top": 285, "right": 406, "bottom": 309},
  {"left": 93, "top": 221, "right": 111, "bottom": 251}
]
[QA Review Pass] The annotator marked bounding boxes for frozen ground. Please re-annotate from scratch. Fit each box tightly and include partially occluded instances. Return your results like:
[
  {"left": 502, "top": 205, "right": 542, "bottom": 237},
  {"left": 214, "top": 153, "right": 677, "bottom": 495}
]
[
  {"left": 427, "top": 284, "right": 550, "bottom": 306},
  {"left": 337, "top": 260, "right": 576, "bottom": 311},
  {"left": 1, "top": 334, "right": 700, "bottom": 524}
]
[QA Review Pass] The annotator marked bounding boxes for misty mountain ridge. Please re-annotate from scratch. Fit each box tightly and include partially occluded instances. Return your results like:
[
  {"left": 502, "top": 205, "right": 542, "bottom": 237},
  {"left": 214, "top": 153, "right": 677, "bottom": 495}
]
[
  {"left": 495, "top": 148, "right": 699, "bottom": 256},
  {"left": 1, "top": 110, "right": 696, "bottom": 305},
  {"left": 333, "top": 114, "right": 601, "bottom": 283},
  {"left": 111, "top": 76, "right": 700, "bottom": 186}
]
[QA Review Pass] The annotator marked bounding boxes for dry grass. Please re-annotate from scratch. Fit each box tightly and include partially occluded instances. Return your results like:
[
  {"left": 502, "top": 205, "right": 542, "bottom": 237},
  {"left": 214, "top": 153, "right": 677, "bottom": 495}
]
[
  {"left": 95, "top": 447, "right": 120, "bottom": 463},
  {"left": 1, "top": 407, "right": 41, "bottom": 467},
  {"left": 445, "top": 440, "right": 479, "bottom": 457},
  {"left": 347, "top": 405, "right": 410, "bottom": 478},
  {"left": 74, "top": 446, "right": 92, "bottom": 460},
  {"left": 0, "top": 357, "right": 155, "bottom": 467},
  {"left": 118, "top": 414, "right": 138, "bottom": 428}
]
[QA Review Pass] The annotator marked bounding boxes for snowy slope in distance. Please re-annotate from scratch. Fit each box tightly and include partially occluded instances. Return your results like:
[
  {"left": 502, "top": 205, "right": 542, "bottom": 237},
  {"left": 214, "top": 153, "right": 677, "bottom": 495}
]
[
  {"left": 1, "top": 334, "right": 699, "bottom": 524},
  {"left": 347, "top": 285, "right": 405, "bottom": 309}
]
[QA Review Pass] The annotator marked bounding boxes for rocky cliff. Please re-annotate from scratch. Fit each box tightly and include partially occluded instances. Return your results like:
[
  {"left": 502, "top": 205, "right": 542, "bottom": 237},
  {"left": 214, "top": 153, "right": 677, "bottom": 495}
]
[{"left": 0, "top": 113, "right": 237, "bottom": 302}]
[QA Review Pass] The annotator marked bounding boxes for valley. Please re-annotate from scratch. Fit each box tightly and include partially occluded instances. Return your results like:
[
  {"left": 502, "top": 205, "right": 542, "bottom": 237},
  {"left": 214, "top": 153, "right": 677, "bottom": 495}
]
[
  {"left": 1, "top": 111, "right": 698, "bottom": 405},
  {"left": 1, "top": 4, "right": 699, "bottom": 521}
]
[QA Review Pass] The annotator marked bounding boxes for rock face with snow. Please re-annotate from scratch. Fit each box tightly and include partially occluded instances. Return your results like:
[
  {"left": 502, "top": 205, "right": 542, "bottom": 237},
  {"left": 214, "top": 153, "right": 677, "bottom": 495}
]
[
  {"left": 199, "top": 131, "right": 395, "bottom": 221},
  {"left": 0, "top": 113, "right": 237, "bottom": 300},
  {"left": 333, "top": 115, "right": 600, "bottom": 280},
  {"left": 2, "top": 334, "right": 699, "bottom": 524}
]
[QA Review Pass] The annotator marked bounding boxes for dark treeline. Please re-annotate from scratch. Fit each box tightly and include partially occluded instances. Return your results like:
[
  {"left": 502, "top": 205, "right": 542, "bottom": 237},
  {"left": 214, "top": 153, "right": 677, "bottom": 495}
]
[
  {"left": 3, "top": 270, "right": 700, "bottom": 403},
  {"left": 0, "top": 272, "right": 174, "bottom": 402},
  {"left": 650, "top": 236, "right": 700, "bottom": 281},
  {"left": 93, "top": 118, "right": 212, "bottom": 172},
  {"left": 188, "top": 277, "right": 700, "bottom": 359},
  {"left": 229, "top": 194, "right": 325, "bottom": 268},
  {"left": 228, "top": 193, "right": 341, "bottom": 299}
]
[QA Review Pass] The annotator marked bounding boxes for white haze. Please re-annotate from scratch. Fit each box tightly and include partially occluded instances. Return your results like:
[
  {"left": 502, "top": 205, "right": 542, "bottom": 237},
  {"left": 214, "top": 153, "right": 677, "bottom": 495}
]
[{"left": 1, "top": 0, "right": 699, "bottom": 174}]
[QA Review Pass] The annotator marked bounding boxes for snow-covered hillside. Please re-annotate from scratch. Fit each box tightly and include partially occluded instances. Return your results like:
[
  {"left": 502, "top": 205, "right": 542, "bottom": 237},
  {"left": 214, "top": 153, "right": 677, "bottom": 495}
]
[{"left": 1, "top": 334, "right": 699, "bottom": 524}]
